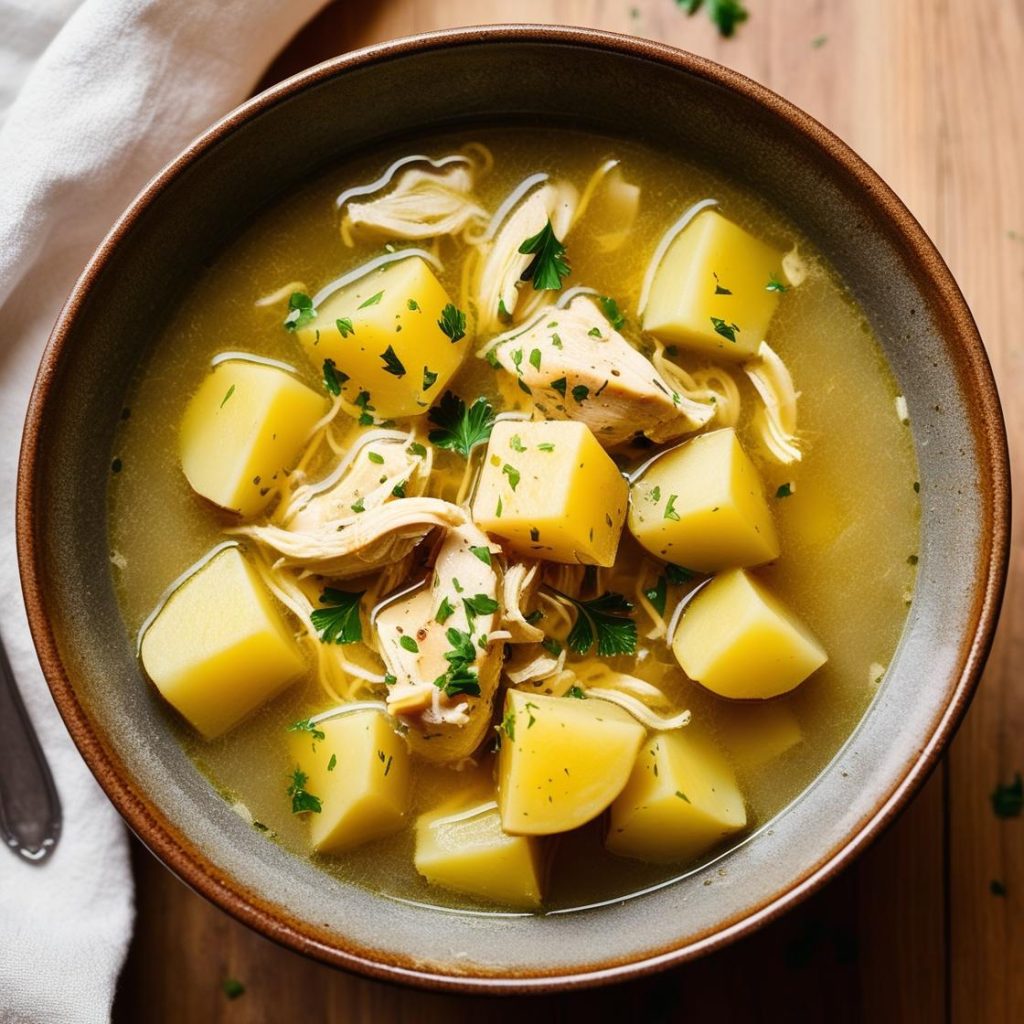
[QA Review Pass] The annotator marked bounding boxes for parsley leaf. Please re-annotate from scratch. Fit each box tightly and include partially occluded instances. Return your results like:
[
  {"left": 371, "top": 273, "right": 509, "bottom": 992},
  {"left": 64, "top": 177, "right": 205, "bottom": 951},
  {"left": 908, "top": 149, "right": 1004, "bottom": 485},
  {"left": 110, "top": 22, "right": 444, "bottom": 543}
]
[
  {"left": 422, "top": 366, "right": 438, "bottom": 391},
  {"left": 288, "top": 718, "right": 325, "bottom": 742},
  {"left": 322, "top": 358, "right": 346, "bottom": 396},
  {"left": 710, "top": 316, "right": 740, "bottom": 342},
  {"left": 766, "top": 272, "right": 789, "bottom": 293},
  {"left": 310, "top": 588, "right": 364, "bottom": 645},
  {"left": 551, "top": 376, "right": 567, "bottom": 397},
  {"left": 438, "top": 303, "right": 467, "bottom": 342},
  {"left": 665, "top": 564, "right": 697, "bottom": 585},
  {"left": 678, "top": 0, "right": 749, "bottom": 38},
  {"left": 436, "top": 596, "right": 456, "bottom": 624},
  {"left": 598, "top": 295, "right": 626, "bottom": 330},
  {"left": 571, "top": 384, "right": 590, "bottom": 403},
  {"left": 427, "top": 391, "right": 495, "bottom": 458},
  {"left": 566, "top": 685, "right": 587, "bottom": 699},
  {"left": 503, "top": 464, "right": 521, "bottom": 490},
  {"left": 287, "top": 768, "right": 322, "bottom": 814},
  {"left": 220, "top": 385, "right": 235, "bottom": 408},
  {"left": 380, "top": 345, "right": 406, "bottom": 377},
  {"left": 399, "top": 635, "right": 419, "bottom": 653},
  {"left": 991, "top": 773, "right": 1023, "bottom": 818},
  {"left": 336, "top": 317, "right": 355, "bottom": 337},
  {"left": 359, "top": 290, "right": 384, "bottom": 309},
  {"left": 222, "top": 979, "right": 246, "bottom": 1000},
  {"left": 519, "top": 219, "right": 571, "bottom": 291},
  {"left": 557, "top": 590, "right": 638, "bottom": 657},
  {"left": 644, "top": 575, "right": 668, "bottom": 617},
  {"left": 283, "top": 291, "right": 316, "bottom": 331},
  {"left": 469, "top": 545, "right": 492, "bottom": 566}
]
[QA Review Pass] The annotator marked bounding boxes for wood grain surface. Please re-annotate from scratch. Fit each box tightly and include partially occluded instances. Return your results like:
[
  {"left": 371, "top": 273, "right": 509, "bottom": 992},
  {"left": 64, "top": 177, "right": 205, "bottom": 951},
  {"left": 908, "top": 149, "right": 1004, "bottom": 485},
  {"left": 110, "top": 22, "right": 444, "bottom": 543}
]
[{"left": 112, "top": 1, "right": 1024, "bottom": 1020}]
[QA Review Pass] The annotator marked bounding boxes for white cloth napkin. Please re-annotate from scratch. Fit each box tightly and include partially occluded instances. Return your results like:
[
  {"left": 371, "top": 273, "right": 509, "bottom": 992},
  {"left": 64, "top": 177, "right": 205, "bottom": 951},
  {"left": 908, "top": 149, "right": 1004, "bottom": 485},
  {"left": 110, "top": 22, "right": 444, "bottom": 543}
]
[{"left": 0, "top": 2, "right": 326, "bottom": 1020}]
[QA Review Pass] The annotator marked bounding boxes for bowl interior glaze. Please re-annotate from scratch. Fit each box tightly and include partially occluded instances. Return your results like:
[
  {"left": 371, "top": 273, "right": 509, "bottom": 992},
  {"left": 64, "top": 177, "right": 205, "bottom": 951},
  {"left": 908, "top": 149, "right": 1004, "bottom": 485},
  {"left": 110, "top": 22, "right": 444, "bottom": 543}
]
[{"left": 17, "top": 27, "right": 1008, "bottom": 991}]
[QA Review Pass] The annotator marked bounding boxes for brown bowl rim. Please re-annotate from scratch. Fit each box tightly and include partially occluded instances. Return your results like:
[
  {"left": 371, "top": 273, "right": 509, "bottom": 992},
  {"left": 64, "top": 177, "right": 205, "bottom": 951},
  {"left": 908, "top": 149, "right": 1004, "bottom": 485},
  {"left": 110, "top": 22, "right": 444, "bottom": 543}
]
[{"left": 15, "top": 23, "right": 1010, "bottom": 994}]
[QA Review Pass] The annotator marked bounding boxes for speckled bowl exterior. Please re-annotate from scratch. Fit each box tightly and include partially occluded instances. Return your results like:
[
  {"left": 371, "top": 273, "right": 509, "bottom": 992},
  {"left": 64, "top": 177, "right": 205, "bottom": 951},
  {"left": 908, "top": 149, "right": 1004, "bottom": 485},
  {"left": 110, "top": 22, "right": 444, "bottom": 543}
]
[{"left": 16, "top": 26, "right": 1009, "bottom": 992}]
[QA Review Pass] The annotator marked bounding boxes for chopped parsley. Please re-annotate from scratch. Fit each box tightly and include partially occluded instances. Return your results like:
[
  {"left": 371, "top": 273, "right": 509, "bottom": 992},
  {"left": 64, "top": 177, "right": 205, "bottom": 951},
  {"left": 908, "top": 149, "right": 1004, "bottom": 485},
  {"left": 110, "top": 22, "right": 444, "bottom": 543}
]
[
  {"left": 566, "top": 686, "right": 587, "bottom": 699},
  {"left": 463, "top": 593, "right": 500, "bottom": 625},
  {"left": 588, "top": 326, "right": 603, "bottom": 338},
  {"left": 427, "top": 391, "right": 495, "bottom": 458},
  {"left": 678, "top": 0, "right": 749, "bottom": 38},
  {"left": 529, "top": 348, "right": 542, "bottom": 370},
  {"left": 664, "top": 494, "right": 681, "bottom": 521},
  {"left": 220, "top": 385, "right": 235, "bottom": 408},
  {"left": 519, "top": 219, "right": 571, "bottom": 291},
  {"left": 407, "top": 299, "right": 420, "bottom": 311},
  {"left": 367, "top": 451, "right": 384, "bottom": 464},
  {"left": 776, "top": 482, "right": 793, "bottom": 499},
  {"left": 358, "top": 290, "right": 384, "bottom": 309},
  {"left": 644, "top": 575, "right": 668, "bottom": 617},
  {"left": 766, "top": 272, "right": 789, "bottom": 293},
  {"left": 408, "top": 441, "right": 427, "bottom": 457},
  {"left": 542, "top": 637, "right": 563, "bottom": 656},
  {"left": 422, "top": 366, "right": 438, "bottom": 391},
  {"left": 433, "top": 627, "right": 482, "bottom": 698},
  {"left": 713, "top": 273, "right": 732, "bottom": 295},
  {"left": 380, "top": 344, "right": 406, "bottom": 377},
  {"left": 675, "top": 789, "right": 691, "bottom": 803},
  {"left": 287, "top": 768, "right": 322, "bottom": 814},
  {"left": 327, "top": 754, "right": 337, "bottom": 772},
  {"left": 322, "top": 358, "right": 346, "bottom": 396},
  {"left": 283, "top": 291, "right": 316, "bottom": 331},
  {"left": 310, "top": 588, "right": 364, "bottom": 645},
  {"left": 391, "top": 481, "right": 406, "bottom": 498},
  {"left": 710, "top": 316, "right": 740, "bottom": 343},
  {"left": 335, "top": 317, "right": 355, "bottom": 337},
  {"left": 470, "top": 545, "right": 492, "bottom": 566},
  {"left": 991, "top": 773, "right": 1023, "bottom": 818},
  {"left": 510, "top": 434, "right": 527, "bottom": 452},
  {"left": 571, "top": 384, "right": 590, "bottom": 403},
  {"left": 665, "top": 564, "right": 697, "bottom": 584},
  {"left": 599, "top": 295, "right": 626, "bottom": 330},
  {"left": 537, "top": 442, "right": 555, "bottom": 452},
  {"left": 399, "top": 635, "right": 420, "bottom": 653},
  {"left": 550, "top": 377, "right": 568, "bottom": 397},
  {"left": 503, "top": 464, "right": 521, "bottom": 490},
  {"left": 558, "top": 590, "right": 638, "bottom": 657},
  {"left": 287, "top": 718, "right": 326, "bottom": 742},
  {"left": 438, "top": 303, "right": 467, "bottom": 342},
  {"left": 502, "top": 708, "right": 516, "bottom": 740},
  {"left": 222, "top": 979, "right": 246, "bottom": 1000}
]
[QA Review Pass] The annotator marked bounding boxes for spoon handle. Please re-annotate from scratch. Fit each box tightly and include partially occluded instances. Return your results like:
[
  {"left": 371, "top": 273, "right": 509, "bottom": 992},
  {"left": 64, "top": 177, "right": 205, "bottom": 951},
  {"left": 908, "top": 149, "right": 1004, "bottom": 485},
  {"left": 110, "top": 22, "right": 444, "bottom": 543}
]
[{"left": 0, "top": 632, "right": 61, "bottom": 864}]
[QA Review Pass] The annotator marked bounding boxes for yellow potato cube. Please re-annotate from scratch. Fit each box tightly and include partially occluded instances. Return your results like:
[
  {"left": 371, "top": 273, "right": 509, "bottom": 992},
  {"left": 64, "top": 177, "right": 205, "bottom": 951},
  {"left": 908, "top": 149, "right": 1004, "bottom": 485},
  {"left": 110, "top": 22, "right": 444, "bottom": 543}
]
[
  {"left": 140, "top": 546, "right": 305, "bottom": 738},
  {"left": 716, "top": 702, "right": 803, "bottom": 770},
  {"left": 497, "top": 689, "right": 646, "bottom": 835},
  {"left": 607, "top": 730, "right": 747, "bottom": 863},
  {"left": 472, "top": 420, "right": 628, "bottom": 566},
  {"left": 628, "top": 428, "right": 779, "bottom": 573},
  {"left": 414, "top": 799, "right": 545, "bottom": 910},
  {"left": 180, "top": 359, "right": 327, "bottom": 518},
  {"left": 289, "top": 710, "right": 409, "bottom": 854},
  {"left": 296, "top": 257, "right": 467, "bottom": 419},
  {"left": 643, "top": 210, "right": 784, "bottom": 360},
  {"left": 673, "top": 569, "right": 827, "bottom": 699}
]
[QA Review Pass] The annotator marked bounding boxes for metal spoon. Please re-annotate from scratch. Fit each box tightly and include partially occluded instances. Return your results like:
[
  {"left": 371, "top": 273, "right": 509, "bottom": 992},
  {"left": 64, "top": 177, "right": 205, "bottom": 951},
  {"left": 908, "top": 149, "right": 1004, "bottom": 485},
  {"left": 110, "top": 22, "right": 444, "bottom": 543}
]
[{"left": 0, "top": 631, "right": 61, "bottom": 863}]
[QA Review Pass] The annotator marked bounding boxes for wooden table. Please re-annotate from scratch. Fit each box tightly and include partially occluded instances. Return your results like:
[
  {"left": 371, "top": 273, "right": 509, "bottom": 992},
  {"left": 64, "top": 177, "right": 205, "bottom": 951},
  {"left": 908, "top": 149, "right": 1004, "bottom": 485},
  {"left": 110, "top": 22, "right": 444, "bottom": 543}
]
[{"left": 112, "top": 2, "right": 1024, "bottom": 1020}]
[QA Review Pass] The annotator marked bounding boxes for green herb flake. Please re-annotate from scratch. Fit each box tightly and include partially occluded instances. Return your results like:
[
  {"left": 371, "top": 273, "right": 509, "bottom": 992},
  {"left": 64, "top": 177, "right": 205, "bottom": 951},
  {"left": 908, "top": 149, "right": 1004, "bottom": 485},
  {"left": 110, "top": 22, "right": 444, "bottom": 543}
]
[
  {"left": 438, "top": 302, "right": 467, "bottom": 342},
  {"left": 551, "top": 333, "right": 563, "bottom": 349},
  {"left": 542, "top": 637, "right": 563, "bottom": 656},
  {"left": 710, "top": 316, "right": 740, "bottom": 343},
  {"left": 407, "top": 299, "right": 420, "bottom": 311},
  {"left": 310, "top": 588, "right": 364, "bottom": 645},
  {"left": 529, "top": 348, "right": 542, "bottom": 370},
  {"left": 327, "top": 754, "right": 337, "bottom": 772},
  {"left": 283, "top": 291, "right": 316, "bottom": 331},
  {"left": 776, "top": 482, "right": 793, "bottom": 499},
  {"left": 322, "top": 358, "right": 347, "bottom": 396},
  {"left": 588, "top": 326, "right": 603, "bottom": 338},
  {"left": 572, "top": 384, "right": 590, "bottom": 403},
  {"left": 380, "top": 344, "right": 406, "bottom": 377},
  {"left": 566, "top": 685, "right": 587, "bottom": 700},
  {"left": 991, "top": 773, "right": 1023, "bottom": 818},
  {"left": 598, "top": 295, "right": 626, "bottom": 330},
  {"left": 220, "top": 385, "right": 236, "bottom": 408},
  {"left": 675, "top": 789, "right": 691, "bottom": 803},
  {"left": 559, "top": 590, "right": 638, "bottom": 657},
  {"left": 287, "top": 768, "right": 322, "bottom": 815},
  {"left": 391, "top": 481, "right": 407, "bottom": 498},
  {"left": 551, "top": 376, "right": 568, "bottom": 397},
  {"left": 422, "top": 366, "right": 439, "bottom": 391},
  {"left": 503, "top": 464, "right": 521, "bottom": 491},
  {"left": 222, "top": 979, "right": 246, "bottom": 1000},
  {"left": 436, "top": 596, "right": 456, "bottom": 624},
  {"left": 399, "top": 635, "right": 420, "bottom": 653},
  {"left": 367, "top": 451, "right": 384, "bottom": 465},
  {"left": 678, "top": 0, "right": 749, "bottom": 39},
  {"left": 287, "top": 718, "right": 326, "bottom": 742},
  {"left": 766, "top": 272, "right": 789, "bottom": 293},
  {"left": 519, "top": 219, "right": 571, "bottom": 291},
  {"left": 427, "top": 391, "right": 495, "bottom": 458},
  {"left": 713, "top": 273, "right": 732, "bottom": 295},
  {"left": 510, "top": 434, "right": 527, "bottom": 452},
  {"left": 665, "top": 564, "right": 696, "bottom": 585},
  {"left": 907, "top": 554, "right": 919, "bottom": 566},
  {"left": 537, "top": 442, "right": 555, "bottom": 452},
  {"left": 408, "top": 442, "right": 428, "bottom": 458},
  {"left": 335, "top": 317, "right": 355, "bottom": 337},
  {"left": 470, "top": 545, "right": 492, "bottom": 566},
  {"left": 664, "top": 494, "right": 681, "bottom": 521},
  {"left": 358, "top": 290, "right": 384, "bottom": 309},
  {"left": 644, "top": 575, "right": 668, "bottom": 617},
  {"left": 350, "top": 496, "right": 365, "bottom": 514},
  {"left": 502, "top": 709, "right": 516, "bottom": 741}
]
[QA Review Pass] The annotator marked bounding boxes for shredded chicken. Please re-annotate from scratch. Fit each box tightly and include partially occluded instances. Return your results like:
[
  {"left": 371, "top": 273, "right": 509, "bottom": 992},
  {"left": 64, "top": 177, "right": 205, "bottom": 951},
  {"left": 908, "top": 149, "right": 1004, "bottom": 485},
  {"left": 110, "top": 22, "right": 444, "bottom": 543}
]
[
  {"left": 572, "top": 160, "right": 640, "bottom": 253},
  {"left": 473, "top": 177, "right": 577, "bottom": 333},
  {"left": 565, "top": 661, "right": 691, "bottom": 731},
  {"left": 650, "top": 339, "right": 740, "bottom": 427},
  {"left": 743, "top": 341, "right": 802, "bottom": 464},
  {"left": 375, "top": 524, "right": 504, "bottom": 762},
  {"left": 504, "top": 642, "right": 565, "bottom": 686},
  {"left": 483, "top": 296, "right": 712, "bottom": 446},
  {"left": 234, "top": 498, "right": 467, "bottom": 579},
  {"left": 341, "top": 163, "right": 488, "bottom": 246},
  {"left": 500, "top": 562, "right": 544, "bottom": 643}
]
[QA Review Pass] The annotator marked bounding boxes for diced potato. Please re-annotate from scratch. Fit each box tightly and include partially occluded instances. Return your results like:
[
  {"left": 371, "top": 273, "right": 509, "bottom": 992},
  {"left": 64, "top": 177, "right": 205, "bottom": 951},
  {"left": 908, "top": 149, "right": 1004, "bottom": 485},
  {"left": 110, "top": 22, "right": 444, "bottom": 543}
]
[
  {"left": 606, "top": 729, "right": 747, "bottom": 863},
  {"left": 140, "top": 545, "right": 305, "bottom": 738},
  {"left": 415, "top": 798, "right": 545, "bottom": 910},
  {"left": 295, "top": 257, "right": 467, "bottom": 418},
  {"left": 642, "top": 210, "right": 784, "bottom": 360},
  {"left": 628, "top": 428, "right": 779, "bottom": 573},
  {"left": 497, "top": 689, "right": 646, "bottom": 835},
  {"left": 180, "top": 359, "right": 327, "bottom": 518},
  {"left": 673, "top": 569, "right": 827, "bottom": 699},
  {"left": 716, "top": 702, "right": 803, "bottom": 770},
  {"left": 472, "top": 420, "right": 628, "bottom": 566},
  {"left": 289, "top": 710, "right": 409, "bottom": 854}
]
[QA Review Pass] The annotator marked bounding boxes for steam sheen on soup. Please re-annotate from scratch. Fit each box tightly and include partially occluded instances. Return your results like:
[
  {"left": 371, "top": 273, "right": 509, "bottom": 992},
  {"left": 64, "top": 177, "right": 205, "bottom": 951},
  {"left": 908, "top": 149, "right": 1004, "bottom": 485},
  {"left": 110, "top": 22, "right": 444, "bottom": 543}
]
[{"left": 109, "top": 129, "right": 919, "bottom": 913}]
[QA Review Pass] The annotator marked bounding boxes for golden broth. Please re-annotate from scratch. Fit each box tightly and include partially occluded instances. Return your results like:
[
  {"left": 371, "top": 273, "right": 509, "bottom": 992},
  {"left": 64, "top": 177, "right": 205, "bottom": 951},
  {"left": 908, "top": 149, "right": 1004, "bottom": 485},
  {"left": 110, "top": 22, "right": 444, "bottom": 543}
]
[{"left": 108, "top": 127, "right": 919, "bottom": 912}]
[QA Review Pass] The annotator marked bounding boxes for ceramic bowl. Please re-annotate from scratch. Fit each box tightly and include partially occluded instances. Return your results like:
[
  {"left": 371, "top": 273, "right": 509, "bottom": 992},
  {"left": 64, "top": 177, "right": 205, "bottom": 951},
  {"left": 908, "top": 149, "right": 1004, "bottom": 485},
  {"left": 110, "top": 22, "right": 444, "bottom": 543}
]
[{"left": 16, "top": 26, "right": 1009, "bottom": 991}]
